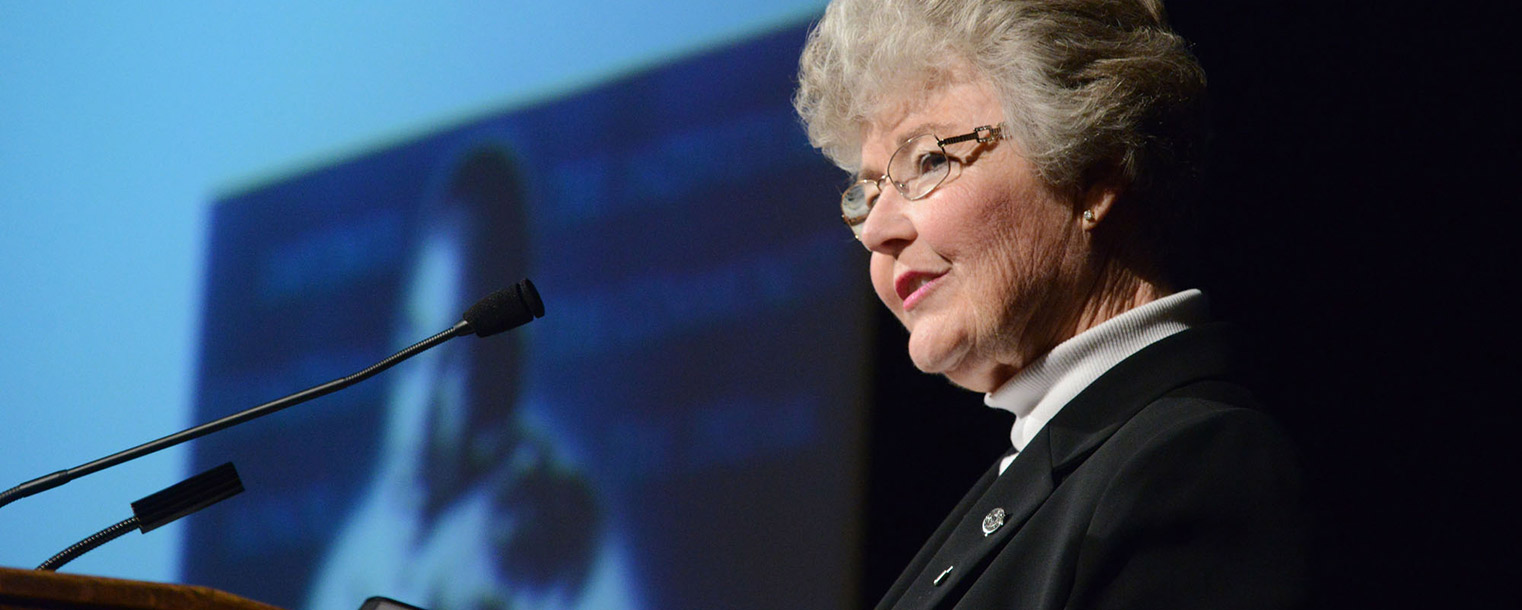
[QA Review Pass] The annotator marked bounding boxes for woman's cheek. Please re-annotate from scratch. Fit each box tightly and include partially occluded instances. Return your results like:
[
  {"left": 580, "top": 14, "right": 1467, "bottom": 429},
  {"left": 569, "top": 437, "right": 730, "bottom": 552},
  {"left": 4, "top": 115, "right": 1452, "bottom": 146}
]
[{"left": 869, "top": 253, "right": 901, "bottom": 317}]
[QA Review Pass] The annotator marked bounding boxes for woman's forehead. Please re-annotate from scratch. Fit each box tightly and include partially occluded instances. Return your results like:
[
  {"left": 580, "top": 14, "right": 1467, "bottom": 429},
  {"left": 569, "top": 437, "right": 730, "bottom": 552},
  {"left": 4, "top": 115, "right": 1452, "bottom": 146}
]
[{"left": 858, "top": 79, "right": 1003, "bottom": 168}]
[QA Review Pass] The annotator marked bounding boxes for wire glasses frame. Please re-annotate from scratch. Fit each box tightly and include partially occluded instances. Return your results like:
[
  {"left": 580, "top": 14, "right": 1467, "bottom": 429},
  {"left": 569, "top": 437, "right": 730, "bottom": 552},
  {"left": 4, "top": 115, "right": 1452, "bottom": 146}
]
[{"left": 841, "top": 123, "right": 1007, "bottom": 241}]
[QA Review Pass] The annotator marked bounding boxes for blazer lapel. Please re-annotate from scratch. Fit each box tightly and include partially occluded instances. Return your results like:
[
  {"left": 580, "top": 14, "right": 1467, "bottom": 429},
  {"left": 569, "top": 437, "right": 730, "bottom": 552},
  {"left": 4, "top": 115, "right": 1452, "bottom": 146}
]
[
  {"left": 1044, "top": 324, "right": 1235, "bottom": 472},
  {"left": 889, "top": 432, "right": 1057, "bottom": 610},
  {"left": 874, "top": 462, "right": 1000, "bottom": 610},
  {"left": 877, "top": 325, "right": 1241, "bottom": 610}
]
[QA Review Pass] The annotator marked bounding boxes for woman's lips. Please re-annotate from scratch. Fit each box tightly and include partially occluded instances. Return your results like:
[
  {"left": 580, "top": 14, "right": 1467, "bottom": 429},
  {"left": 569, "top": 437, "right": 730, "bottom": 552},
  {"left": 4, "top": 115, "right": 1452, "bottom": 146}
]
[{"left": 896, "top": 271, "right": 946, "bottom": 311}]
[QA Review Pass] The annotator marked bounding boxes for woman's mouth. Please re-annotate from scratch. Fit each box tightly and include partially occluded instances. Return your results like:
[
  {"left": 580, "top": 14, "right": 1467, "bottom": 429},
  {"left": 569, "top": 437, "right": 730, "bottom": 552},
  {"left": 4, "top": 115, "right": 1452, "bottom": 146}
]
[{"left": 896, "top": 271, "right": 946, "bottom": 311}]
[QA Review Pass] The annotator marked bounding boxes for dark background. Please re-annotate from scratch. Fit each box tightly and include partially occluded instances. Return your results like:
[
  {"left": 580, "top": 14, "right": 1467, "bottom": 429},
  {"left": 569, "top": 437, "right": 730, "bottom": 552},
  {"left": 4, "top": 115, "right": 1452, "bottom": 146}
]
[{"left": 857, "top": 5, "right": 1519, "bottom": 609}]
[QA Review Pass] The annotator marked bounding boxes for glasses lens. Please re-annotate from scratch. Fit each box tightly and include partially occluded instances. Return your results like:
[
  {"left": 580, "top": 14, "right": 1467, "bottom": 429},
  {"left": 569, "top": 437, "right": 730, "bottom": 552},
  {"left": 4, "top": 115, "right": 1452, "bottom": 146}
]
[
  {"left": 887, "top": 134, "right": 951, "bottom": 200},
  {"left": 841, "top": 180, "right": 878, "bottom": 236}
]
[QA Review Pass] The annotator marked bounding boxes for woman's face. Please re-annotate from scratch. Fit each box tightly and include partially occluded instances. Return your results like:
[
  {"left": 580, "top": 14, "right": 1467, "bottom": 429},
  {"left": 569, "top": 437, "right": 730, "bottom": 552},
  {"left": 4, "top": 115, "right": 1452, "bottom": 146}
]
[{"left": 858, "top": 77, "right": 1094, "bottom": 392}]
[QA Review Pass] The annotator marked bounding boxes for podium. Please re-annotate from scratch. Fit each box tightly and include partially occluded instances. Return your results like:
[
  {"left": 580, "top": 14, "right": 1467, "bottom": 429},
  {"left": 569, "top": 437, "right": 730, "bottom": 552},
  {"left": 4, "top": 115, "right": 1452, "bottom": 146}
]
[{"left": 0, "top": 566, "right": 283, "bottom": 610}]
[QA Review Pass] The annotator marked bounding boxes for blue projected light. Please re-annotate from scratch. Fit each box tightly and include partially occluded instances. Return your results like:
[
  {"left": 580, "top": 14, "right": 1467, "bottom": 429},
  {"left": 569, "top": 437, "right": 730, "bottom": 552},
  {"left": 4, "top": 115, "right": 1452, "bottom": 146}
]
[
  {"left": 0, "top": 0, "right": 843, "bottom": 594},
  {"left": 182, "top": 27, "right": 868, "bottom": 610}
]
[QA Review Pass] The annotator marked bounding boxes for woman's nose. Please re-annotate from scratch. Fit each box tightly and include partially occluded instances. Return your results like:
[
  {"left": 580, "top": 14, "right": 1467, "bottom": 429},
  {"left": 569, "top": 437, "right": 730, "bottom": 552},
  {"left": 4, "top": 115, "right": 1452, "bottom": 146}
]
[{"left": 857, "top": 187, "right": 916, "bottom": 253}]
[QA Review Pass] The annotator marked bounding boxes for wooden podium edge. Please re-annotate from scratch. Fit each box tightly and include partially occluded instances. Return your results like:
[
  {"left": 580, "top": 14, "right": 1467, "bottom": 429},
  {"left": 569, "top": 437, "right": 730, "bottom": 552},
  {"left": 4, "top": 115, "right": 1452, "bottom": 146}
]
[{"left": 0, "top": 566, "right": 285, "bottom": 610}]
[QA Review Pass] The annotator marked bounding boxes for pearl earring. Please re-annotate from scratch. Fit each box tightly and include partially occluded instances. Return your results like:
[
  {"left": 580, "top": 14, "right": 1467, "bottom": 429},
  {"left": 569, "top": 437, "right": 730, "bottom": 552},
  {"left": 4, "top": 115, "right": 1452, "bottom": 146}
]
[{"left": 1082, "top": 210, "right": 1095, "bottom": 222}]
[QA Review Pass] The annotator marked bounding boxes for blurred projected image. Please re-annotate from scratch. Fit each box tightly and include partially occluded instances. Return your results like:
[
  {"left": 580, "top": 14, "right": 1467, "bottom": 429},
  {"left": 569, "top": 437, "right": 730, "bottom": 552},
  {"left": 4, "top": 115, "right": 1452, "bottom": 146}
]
[
  {"left": 305, "top": 148, "right": 636, "bottom": 610},
  {"left": 185, "top": 26, "right": 866, "bottom": 610}
]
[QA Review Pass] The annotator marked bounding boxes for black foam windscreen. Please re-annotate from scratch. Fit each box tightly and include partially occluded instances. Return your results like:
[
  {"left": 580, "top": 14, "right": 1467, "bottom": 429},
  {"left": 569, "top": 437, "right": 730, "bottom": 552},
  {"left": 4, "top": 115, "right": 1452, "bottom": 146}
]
[
  {"left": 132, "top": 462, "right": 244, "bottom": 533},
  {"left": 462, "top": 279, "right": 544, "bottom": 338}
]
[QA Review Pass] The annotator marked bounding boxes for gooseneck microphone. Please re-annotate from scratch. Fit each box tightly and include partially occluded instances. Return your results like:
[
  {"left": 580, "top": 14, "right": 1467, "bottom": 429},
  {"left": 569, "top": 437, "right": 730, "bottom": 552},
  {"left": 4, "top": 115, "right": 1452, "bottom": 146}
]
[
  {"left": 0, "top": 279, "right": 544, "bottom": 511},
  {"left": 37, "top": 462, "right": 244, "bottom": 571}
]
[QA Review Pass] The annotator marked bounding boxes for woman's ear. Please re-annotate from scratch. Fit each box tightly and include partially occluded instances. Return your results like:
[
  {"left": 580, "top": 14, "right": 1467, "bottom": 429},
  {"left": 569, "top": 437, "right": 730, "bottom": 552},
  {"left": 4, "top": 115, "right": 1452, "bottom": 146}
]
[{"left": 1079, "top": 183, "right": 1121, "bottom": 229}]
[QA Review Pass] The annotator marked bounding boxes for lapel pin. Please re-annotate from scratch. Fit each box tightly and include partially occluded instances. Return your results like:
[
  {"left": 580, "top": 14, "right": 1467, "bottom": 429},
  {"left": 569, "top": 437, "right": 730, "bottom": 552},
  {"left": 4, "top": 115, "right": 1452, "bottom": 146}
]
[
  {"left": 981, "top": 507, "right": 1006, "bottom": 536},
  {"left": 933, "top": 565, "right": 954, "bottom": 586}
]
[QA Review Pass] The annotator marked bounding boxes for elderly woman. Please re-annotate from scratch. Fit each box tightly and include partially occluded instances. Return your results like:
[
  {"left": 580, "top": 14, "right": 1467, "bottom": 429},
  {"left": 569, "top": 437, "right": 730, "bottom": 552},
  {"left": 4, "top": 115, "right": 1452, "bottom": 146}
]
[{"left": 795, "top": 1, "right": 1308, "bottom": 608}]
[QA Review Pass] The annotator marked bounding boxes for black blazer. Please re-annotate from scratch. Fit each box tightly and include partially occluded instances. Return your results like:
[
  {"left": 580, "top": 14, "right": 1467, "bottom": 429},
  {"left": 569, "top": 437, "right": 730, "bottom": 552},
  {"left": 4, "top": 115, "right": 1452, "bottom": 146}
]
[{"left": 877, "top": 325, "right": 1309, "bottom": 610}]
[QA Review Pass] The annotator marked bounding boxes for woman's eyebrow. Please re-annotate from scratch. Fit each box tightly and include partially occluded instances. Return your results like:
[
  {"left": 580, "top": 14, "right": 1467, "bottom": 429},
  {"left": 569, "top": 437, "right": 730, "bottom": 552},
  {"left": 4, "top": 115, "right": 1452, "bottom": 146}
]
[
  {"left": 857, "top": 120, "right": 956, "bottom": 180},
  {"left": 894, "top": 121, "right": 951, "bottom": 143}
]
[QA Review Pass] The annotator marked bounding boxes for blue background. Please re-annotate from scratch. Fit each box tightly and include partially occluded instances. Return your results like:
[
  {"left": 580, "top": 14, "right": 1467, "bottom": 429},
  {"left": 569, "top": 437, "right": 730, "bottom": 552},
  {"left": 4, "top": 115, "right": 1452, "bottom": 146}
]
[
  {"left": 183, "top": 27, "right": 867, "bottom": 609},
  {"left": 0, "top": 1, "right": 847, "bottom": 594}
]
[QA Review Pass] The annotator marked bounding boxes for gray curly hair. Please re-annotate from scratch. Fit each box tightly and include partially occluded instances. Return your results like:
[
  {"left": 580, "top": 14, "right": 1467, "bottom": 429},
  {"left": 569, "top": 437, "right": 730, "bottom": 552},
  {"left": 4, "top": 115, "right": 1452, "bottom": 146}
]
[{"left": 794, "top": 0, "right": 1208, "bottom": 216}]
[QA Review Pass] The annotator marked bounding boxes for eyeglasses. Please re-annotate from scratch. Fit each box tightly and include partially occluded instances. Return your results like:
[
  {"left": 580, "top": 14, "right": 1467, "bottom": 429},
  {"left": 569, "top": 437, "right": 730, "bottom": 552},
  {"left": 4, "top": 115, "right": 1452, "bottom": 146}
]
[{"left": 841, "top": 123, "right": 1007, "bottom": 241}]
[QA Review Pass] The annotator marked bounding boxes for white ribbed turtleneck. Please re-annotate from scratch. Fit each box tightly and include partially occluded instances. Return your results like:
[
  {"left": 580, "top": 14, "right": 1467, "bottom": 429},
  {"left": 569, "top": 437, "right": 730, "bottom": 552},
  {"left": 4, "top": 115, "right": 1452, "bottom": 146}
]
[{"left": 985, "top": 289, "right": 1209, "bottom": 474}]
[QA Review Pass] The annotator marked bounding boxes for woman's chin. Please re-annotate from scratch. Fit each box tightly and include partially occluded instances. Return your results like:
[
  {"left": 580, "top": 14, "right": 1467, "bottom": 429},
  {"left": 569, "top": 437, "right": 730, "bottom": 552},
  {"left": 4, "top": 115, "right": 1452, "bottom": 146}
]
[
  {"left": 907, "top": 330, "right": 1015, "bottom": 392},
  {"left": 906, "top": 328, "right": 967, "bottom": 375}
]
